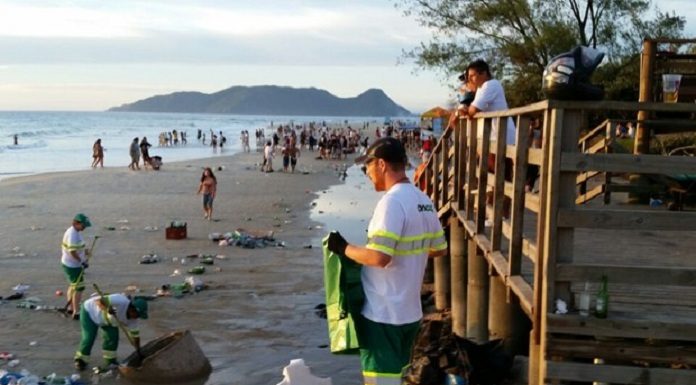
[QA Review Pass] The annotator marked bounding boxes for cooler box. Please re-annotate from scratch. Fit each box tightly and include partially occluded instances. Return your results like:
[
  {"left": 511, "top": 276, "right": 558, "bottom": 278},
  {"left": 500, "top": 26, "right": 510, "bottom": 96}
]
[{"left": 166, "top": 223, "right": 187, "bottom": 240}]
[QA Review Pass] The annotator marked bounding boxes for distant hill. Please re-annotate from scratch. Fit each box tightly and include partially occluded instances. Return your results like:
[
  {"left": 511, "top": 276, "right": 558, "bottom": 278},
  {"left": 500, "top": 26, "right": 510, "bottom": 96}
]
[{"left": 108, "top": 85, "right": 412, "bottom": 116}]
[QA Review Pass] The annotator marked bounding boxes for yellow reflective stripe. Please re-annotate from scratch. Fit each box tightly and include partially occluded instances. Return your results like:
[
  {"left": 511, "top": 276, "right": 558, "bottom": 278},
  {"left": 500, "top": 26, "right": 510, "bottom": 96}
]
[
  {"left": 74, "top": 351, "right": 89, "bottom": 359},
  {"left": 362, "top": 371, "right": 402, "bottom": 385},
  {"left": 62, "top": 242, "right": 85, "bottom": 251},
  {"left": 431, "top": 241, "right": 448, "bottom": 251},
  {"left": 129, "top": 329, "right": 140, "bottom": 338},
  {"left": 368, "top": 229, "right": 445, "bottom": 242},
  {"left": 366, "top": 243, "right": 396, "bottom": 255},
  {"left": 103, "top": 350, "right": 117, "bottom": 359}
]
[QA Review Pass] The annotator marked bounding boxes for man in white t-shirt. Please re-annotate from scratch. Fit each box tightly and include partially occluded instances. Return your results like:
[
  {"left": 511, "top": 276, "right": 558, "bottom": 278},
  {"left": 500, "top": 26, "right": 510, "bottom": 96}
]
[
  {"left": 60, "top": 213, "right": 92, "bottom": 320},
  {"left": 464, "top": 59, "right": 516, "bottom": 145},
  {"left": 327, "top": 137, "right": 448, "bottom": 384}
]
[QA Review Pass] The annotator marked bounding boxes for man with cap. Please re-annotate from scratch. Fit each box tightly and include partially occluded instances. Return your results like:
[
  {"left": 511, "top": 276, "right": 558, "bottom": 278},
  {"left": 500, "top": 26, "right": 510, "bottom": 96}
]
[
  {"left": 61, "top": 213, "right": 92, "bottom": 320},
  {"left": 327, "top": 137, "right": 448, "bottom": 385},
  {"left": 74, "top": 293, "right": 148, "bottom": 371}
]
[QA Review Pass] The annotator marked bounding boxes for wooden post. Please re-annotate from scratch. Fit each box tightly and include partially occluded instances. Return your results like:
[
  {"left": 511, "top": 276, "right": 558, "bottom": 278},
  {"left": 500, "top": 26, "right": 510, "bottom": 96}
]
[
  {"left": 467, "top": 238, "right": 488, "bottom": 341},
  {"left": 434, "top": 226, "right": 451, "bottom": 311},
  {"left": 449, "top": 216, "right": 467, "bottom": 337},
  {"left": 488, "top": 275, "right": 529, "bottom": 355},
  {"left": 631, "top": 39, "right": 656, "bottom": 203}
]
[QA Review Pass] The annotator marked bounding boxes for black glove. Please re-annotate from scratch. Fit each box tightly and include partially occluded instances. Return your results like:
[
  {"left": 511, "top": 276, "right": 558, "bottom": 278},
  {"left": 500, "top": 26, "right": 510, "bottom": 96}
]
[
  {"left": 327, "top": 231, "right": 348, "bottom": 255},
  {"left": 81, "top": 261, "right": 89, "bottom": 269}
]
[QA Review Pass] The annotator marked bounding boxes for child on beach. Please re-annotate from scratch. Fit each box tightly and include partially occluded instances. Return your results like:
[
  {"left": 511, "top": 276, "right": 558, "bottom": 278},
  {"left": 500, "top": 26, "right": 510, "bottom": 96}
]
[{"left": 197, "top": 167, "right": 217, "bottom": 220}]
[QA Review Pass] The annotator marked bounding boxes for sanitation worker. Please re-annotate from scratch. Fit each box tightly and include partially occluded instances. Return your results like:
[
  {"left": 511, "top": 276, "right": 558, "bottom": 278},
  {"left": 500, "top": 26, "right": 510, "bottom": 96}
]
[
  {"left": 73, "top": 293, "right": 148, "bottom": 372},
  {"left": 327, "top": 137, "right": 448, "bottom": 384},
  {"left": 60, "top": 213, "right": 92, "bottom": 320}
]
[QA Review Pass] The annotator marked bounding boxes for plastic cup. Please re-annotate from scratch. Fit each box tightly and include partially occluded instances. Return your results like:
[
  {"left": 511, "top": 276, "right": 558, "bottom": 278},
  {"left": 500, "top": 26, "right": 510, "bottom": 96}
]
[{"left": 662, "top": 74, "right": 682, "bottom": 103}]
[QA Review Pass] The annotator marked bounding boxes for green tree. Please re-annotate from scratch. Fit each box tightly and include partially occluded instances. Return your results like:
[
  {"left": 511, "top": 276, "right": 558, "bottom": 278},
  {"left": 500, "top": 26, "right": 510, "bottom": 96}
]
[{"left": 397, "top": 0, "right": 685, "bottom": 106}]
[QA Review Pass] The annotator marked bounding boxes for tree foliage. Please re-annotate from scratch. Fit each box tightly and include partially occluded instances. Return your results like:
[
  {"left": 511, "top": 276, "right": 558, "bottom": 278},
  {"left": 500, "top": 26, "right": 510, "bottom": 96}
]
[{"left": 397, "top": 0, "right": 686, "bottom": 106}]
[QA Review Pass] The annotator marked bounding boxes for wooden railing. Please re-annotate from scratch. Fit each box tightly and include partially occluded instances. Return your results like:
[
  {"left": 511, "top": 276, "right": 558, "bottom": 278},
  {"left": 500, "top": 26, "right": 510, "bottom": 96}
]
[{"left": 418, "top": 100, "right": 696, "bottom": 385}]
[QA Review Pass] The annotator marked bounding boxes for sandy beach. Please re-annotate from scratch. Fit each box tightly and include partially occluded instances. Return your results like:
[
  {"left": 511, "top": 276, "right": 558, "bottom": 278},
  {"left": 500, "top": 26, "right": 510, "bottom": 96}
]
[{"left": 0, "top": 149, "right": 365, "bottom": 385}]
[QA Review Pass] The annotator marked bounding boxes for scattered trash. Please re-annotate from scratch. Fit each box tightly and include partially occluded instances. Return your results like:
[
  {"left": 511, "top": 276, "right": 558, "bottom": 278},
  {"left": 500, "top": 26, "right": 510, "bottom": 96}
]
[
  {"left": 303, "top": 244, "right": 313, "bottom": 249},
  {"left": 199, "top": 256, "right": 214, "bottom": 265},
  {"left": 187, "top": 266, "right": 205, "bottom": 275},
  {"left": 212, "top": 229, "right": 278, "bottom": 249},
  {"left": 117, "top": 219, "right": 129, "bottom": 224},
  {"left": 139, "top": 254, "right": 159, "bottom": 264},
  {"left": 275, "top": 359, "right": 332, "bottom": 385},
  {"left": 29, "top": 225, "right": 43, "bottom": 231},
  {"left": 143, "top": 226, "right": 158, "bottom": 232},
  {"left": 125, "top": 285, "right": 140, "bottom": 294},
  {"left": 11, "top": 247, "right": 20, "bottom": 252},
  {"left": 105, "top": 226, "right": 116, "bottom": 231},
  {"left": 649, "top": 198, "right": 663, "bottom": 207},
  {"left": 170, "top": 269, "right": 181, "bottom": 277},
  {"left": 120, "top": 226, "right": 131, "bottom": 231},
  {"left": 55, "top": 290, "right": 63, "bottom": 297},
  {"left": 555, "top": 298, "right": 568, "bottom": 314},
  {"left": 5, "top": 293, "right": 24, "bottom": 301},
  {"left": 214, "top": 255, "right": 227, "bottom": 260},
  {"left": 12, "top": 284, "right": 30, "bottom": 293},
  {"left": 185, "top": 276, "right": 206, "bottom": 292},
  {"left": 318, "top": 210, "right": 324, "bottom": 214},
  {"left": 8, "top": 359, "right": 20, "bottom": 367},
  {"left": 0, "top": 352, "right": 14, "bottom": 360},
  {"left": 314, "top": 304, "right": 327, "bottom": 319},
  {"left": 28, "top": 341, "right": 37, "bottom": 347}
]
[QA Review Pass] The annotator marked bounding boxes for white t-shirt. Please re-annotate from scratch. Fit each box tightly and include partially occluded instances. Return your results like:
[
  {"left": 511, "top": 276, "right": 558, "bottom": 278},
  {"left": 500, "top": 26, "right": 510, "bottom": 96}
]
[
  {"left": 84, "top": 294, "right": 139, "bottom": 335},
  {"left": 471, "top": 79, "right": 517, "bottom": 145},
  {"left": 264, "top": 145, "right": 273, "bottom": 160},
  {"left": 362, "top": 183, "right": 447, "bottom": 325},
  {"left": 61, "top": 225, "right": 86, "bottom": 268}
]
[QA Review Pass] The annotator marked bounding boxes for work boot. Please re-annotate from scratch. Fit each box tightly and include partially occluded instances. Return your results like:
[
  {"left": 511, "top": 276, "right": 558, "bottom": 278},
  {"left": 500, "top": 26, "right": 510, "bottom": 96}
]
[{"left": 74, "top": 358, "right": 87, "bottom": 371}]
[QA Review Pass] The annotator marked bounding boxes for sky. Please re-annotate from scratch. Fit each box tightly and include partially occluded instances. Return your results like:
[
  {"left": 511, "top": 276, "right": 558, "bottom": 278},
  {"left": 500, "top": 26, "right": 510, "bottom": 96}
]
[{"left": 0, "top": 0, "right": 694, "bottom": 114}]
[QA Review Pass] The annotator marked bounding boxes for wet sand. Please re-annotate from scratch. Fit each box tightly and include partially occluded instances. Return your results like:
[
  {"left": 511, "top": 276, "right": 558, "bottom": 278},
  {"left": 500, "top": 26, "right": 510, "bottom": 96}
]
[{"left": 0, "top": 148, "right": 366, "bottom": 385}]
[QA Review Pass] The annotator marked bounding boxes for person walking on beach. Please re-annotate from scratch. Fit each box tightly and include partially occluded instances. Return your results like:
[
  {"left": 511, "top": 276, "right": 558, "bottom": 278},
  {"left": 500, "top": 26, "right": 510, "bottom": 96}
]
[
  {"left": 326, "top": 137, "right": 447, "bottom": 384},
  {"left": 263, "top": 140, "right": 274, "bottom": 172},
  {"left": 61, "top": 213, "right": 92, "bottom": 320},
  {"left": 73, "top": 293, "right": 147, "bottom": 372},
  {"left": 129, "top": 137, "right": 140, "bottom": 170},
  {"left": 91, "top": 139, "right": 104, "bottom": 168},
  {"left": 13, "top": 134, "right": 18, "bottom": 146},
  {"left": 197, "top": 167, "right": 217, "bottom": 220},
  {"left": 287, "top": 138, "right": 300, "bottom": 173},
  {"left": 139, "top": 137, "right": 152, "bottom": 168}
]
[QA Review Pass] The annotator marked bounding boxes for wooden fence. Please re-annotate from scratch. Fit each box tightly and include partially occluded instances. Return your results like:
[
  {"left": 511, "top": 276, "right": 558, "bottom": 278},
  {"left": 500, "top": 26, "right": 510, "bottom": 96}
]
[{"left": 417, "top": 100, "right": 696, "bottom": 384}]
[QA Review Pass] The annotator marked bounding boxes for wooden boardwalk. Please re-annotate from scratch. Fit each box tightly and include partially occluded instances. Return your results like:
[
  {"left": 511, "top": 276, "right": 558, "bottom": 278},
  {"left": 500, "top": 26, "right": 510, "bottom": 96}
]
[{"left": 418, "top": 100, "right": 696, "bottom": 384}]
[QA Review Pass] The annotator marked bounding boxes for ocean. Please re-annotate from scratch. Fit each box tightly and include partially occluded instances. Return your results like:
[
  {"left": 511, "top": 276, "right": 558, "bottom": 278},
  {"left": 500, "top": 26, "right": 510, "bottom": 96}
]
[{"left": 0, "top": 111, "right": 380, "bottom": 180}]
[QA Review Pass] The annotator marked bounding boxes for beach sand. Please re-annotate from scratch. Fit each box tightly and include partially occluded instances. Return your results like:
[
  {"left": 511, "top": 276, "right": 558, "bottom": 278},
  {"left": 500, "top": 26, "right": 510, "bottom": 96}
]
[{"left": 0, "top": 149, "right": 362, "bottom": 384}]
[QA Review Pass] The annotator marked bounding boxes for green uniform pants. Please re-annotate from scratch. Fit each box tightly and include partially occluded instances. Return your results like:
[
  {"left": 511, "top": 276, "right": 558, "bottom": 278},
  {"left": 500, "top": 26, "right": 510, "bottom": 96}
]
[
  {"left": 74, "top": 303, "right": 119, "bottom": 365},
  {"left": 358, "top": 315, "right": 420, "bottom": 385}
]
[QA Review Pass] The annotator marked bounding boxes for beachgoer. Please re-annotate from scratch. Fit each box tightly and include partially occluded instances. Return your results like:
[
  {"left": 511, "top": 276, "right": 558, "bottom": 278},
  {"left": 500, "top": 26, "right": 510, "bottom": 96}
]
[
  {"left": 197, "top": 167, "right": 217, "bottom": 220},
  {"left": 91, "top": 139, "right": 104, "bottom": 168},
  {"left": 288, "top": 138, "right": 300, "bottom": 173},
  {"left": 73, "top": 293, "right": 147, "bottom": 372},
  {"left": 263, "top": 140, "right": 274, "bottom": 172},
  {"left": 13, "top": 134, "right": 18, "bottom": 146},
  {"left": 326, "top": 137, "right": 448, "bottom": 384},
  {"left": 61, "top": 213, "right": 92, "bottom": 320},
  {"left": 129, "top": 137, "right": 140, "bottom": 170},
  {"left": 139, "top": 137, "right": 152, "bottom": 168}
]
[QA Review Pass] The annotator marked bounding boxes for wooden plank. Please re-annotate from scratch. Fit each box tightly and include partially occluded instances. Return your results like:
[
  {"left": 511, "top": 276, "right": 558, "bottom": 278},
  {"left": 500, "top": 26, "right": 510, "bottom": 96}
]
[
  {"left": 528, "top": 148, "right": 543, "bottom": 166},
  {"left": 488, "top": 250, "right": 509, "bottom": 281},
  {"left": 547, "top": 336, "right": 696, "bottom": 366},
  {"left": 437, "top": 201, "right": 451, "bottom": 219},
  {"left": 465, "top": 121, "right": 478, "bottom": 222},
  {"left": 561, "top": 152, "right": 696, "bottom": 175},
  {"left": 476, "top": 119, "right": 491, "bottom": 233},
  {"left": 546, "top": 99, "right": 696, "bottom": 113},
  {"left": 508, "top": 115, "right": 530, "bottom": 289},
  {"left": 463, "top": 219, "right": 476, "bottom": 238},
  {"left": 456, "top": 119, "right": 468, "bottom": 211},
  {"left": 556, "top": 263, "right": 696, "bottom": 286},
  {"left": 501, "top": 221, "right": 537, "bottom": 264},
  {"left": 490, "top": 117, "right": 508, "bottom": 250},
  {"left": 576, "top": 170, "right": 601, "bottom": 184},
  {"left": 546, "top": 313, "right": 696, "bottom": 341},
  {"left": 578, "top": 118, "right": 610, "bottom": 144},
  {"left": 575, "top": 184, "right": 605, "bottom": 204},
  {"left": 546, "top": 361, "right": 696, "bottom": 384},
  {"left": 509, "top": 275, "right": 534, "bottom": 317},
  {"left": 606, "top": 184, "right": 665, "bottom": 194},
  {"left": 557, "top": 208, "right": 696, "bottom": 231},
  {"left": 441, "top": 134, "right": 450, "bottom": 206},
  {"left": 586, "top": 137, "right": 609, "bottom": 154},
  {"left": 475, "top": 100, "right": 550, "bottom": 118}
]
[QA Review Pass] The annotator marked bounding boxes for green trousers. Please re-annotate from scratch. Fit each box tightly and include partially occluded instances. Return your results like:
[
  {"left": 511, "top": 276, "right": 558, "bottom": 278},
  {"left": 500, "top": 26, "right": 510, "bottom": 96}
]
[{"left": 74, "top": 303, "right": 119, "bottom": 365}]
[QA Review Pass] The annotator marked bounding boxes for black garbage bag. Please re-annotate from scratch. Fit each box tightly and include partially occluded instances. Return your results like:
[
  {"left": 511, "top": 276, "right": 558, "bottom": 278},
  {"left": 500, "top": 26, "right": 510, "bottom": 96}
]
[
  {"left": 402, "top": 320, "right": 471, "bottom": 385},
  {"left": 456, "top": 338, "right": 514, "bottom": 385}
]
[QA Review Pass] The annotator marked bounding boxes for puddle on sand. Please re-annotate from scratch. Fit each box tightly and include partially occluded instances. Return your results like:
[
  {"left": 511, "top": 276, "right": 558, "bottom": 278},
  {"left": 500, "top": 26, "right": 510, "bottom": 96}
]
[
  {"left": 310, "top": 164, "right": 415, "bottom": 246},
  {"left": 310, "top": 165, "right": 381, "bottom": 245}
]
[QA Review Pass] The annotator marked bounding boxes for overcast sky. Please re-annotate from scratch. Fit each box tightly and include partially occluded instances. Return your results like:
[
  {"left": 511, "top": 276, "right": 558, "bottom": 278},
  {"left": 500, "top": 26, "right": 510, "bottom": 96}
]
[{"left": 0, "top": 0, "right": 693, "bottom": 113}]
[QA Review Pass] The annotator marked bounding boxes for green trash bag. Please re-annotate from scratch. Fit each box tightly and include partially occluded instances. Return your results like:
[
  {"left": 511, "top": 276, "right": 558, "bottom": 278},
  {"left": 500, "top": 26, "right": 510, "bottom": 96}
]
[{"left": 322, "top": 234, "right": 364, "bottom": 354}]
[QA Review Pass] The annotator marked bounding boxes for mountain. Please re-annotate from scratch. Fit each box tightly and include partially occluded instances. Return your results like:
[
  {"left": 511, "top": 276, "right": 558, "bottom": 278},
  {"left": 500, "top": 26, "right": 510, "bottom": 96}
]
[{"left": 108, "top": 85, "right": 412, "bottom": 116}]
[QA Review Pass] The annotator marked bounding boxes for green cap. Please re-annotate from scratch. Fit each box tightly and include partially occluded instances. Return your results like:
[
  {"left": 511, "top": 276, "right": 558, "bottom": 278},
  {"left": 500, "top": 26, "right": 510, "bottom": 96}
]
[
  {"left": 74, "top": 213, "right": 91, "bottom": 228},
  {"left": 131, "top": 297, "right": 148, "bottom": 319}
]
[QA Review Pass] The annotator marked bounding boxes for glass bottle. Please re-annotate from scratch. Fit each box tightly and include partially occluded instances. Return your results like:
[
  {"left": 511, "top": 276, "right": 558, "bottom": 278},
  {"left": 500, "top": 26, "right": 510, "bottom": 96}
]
[
  {"left": 595, "top": 275, "right": 609, "bottom": 318},
  {"left": 578, "top": 281, "right": 591, "bottom": 317}
]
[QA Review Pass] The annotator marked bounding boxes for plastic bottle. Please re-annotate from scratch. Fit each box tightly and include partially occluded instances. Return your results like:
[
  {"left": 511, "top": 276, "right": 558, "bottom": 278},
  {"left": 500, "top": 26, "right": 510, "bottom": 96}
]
[
  {"left": 595, "top": 275, "right": 609, "bottom": 319},
  {"left": 578, "top": 282, "right": 591, "bottom": 317}
]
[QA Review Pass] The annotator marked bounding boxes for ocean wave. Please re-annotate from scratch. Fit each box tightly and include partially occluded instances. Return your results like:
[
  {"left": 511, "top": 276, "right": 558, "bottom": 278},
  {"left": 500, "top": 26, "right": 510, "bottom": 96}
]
[{"left": 3, "top": 140, "right": 48, "bottom": 150}]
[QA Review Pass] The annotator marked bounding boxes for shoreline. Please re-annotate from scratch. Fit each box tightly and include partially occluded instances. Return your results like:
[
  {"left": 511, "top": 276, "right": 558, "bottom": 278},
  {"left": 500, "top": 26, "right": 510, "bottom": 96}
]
[{"left": 0, "top": 148, "right": 362, "bottom": 384}]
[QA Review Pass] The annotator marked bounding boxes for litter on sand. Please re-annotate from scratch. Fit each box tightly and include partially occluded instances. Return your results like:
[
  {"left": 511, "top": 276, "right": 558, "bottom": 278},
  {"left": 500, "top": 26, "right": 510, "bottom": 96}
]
[{"left": 275, "top": 359, "right": 332, "bottom": 385}]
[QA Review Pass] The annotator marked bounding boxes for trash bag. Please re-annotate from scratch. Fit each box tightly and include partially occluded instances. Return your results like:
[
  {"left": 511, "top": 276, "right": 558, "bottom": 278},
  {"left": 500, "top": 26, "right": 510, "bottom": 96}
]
[
  {"left": 402, "top": 319, "right": 471, "bottom": 385},
  {"left": 322, "top": 235, "right": 364, "bottom": 354},
  {"left": 542, "top": 45, "right": 605, "bottom": 101},
  {"left": 457, "top": 338, "right": 514, "bottom": 385}
]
